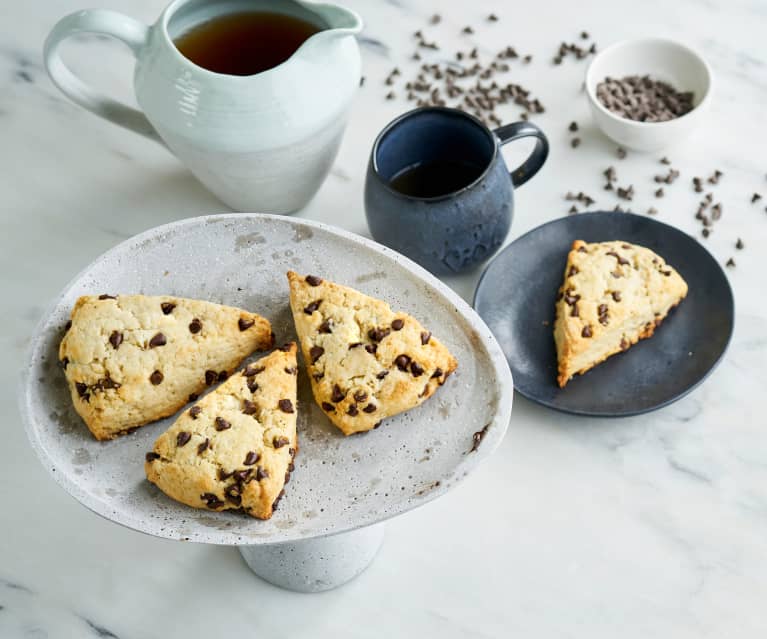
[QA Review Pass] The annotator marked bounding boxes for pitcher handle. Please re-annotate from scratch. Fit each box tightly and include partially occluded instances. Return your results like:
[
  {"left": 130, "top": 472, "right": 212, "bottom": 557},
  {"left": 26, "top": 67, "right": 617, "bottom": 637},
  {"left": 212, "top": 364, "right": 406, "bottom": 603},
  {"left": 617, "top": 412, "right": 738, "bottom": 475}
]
[
  {"left": 44, "top": 9, "right": 162, "bottom": 143},
  {"left": 493, "top": 121, "right": 549, "bottom": 187}
]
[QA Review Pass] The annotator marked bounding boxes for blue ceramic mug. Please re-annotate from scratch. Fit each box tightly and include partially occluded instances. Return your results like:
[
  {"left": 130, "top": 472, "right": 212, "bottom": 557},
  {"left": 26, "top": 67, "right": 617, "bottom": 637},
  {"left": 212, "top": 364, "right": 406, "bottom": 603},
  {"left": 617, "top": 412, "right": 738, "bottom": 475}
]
[{"left": 365, "top": 107, "right": 548, "bottom": 274}]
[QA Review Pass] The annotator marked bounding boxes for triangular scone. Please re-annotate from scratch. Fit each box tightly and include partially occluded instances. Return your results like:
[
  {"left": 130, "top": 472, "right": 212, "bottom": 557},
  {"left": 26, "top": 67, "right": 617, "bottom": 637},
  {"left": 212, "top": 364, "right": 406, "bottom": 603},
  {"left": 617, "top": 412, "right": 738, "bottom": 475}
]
[
  {"left": 59, "top": 295, "right": 273, "bottom": 440},
  {"left": 554, "top": 240, "right": 688, "bottom": 387},
  {"left": 287, "top": 271, "right": 457, "bottom": 435},
  {"left": 145, "top": 343, "right": 298, "bottom": 519}
]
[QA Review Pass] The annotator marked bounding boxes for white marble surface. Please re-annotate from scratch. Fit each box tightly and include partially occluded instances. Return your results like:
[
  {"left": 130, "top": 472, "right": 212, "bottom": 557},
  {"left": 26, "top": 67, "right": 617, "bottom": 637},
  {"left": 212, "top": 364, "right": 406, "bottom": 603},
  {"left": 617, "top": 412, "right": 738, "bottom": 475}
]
[{"left": 2, "top": 0, "right": 766, "bottom": 636}]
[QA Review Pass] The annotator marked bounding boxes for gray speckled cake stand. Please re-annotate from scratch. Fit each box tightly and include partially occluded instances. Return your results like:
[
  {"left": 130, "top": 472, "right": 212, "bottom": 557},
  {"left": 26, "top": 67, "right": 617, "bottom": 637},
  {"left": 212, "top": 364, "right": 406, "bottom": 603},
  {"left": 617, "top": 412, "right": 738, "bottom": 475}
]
[{"left": 20, "top": 214, "right": 513, "bottom": 592}]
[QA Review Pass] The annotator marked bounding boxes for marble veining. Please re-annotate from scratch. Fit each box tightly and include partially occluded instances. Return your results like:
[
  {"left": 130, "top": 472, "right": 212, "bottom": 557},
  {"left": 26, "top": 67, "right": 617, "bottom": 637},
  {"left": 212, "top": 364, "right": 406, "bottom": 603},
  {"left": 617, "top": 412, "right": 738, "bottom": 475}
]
[{"left": 1, "top": 0, "right": 766, "bottom": 637}]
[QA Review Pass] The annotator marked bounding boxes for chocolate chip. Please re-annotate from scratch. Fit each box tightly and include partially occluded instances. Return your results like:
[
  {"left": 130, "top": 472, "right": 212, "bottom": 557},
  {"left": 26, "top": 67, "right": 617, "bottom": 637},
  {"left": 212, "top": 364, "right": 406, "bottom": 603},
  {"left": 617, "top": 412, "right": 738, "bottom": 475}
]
[
  {"left": 318, "top": 319, "right": 333, "bottom": 334},
  {"left": 238, "top": 318, "right": 255, "bottom": 331},
  {"left": 256, "top": 466, "right": 269, "bottom": 480},
  {"left": 64, "top": 320, "right": 72, "bottom": 332},
  {"left": 620, "top": 337, "right": 629, "bottom": 350},
  {"left": 568, "top": 266, "right": 579, "bottom": 277},
  {"left": 394, "top": 354, "right": 411, "bottom": 371},
  {"left": 353, "top": 390, "right": 368, "bottom": 403},
  {"left": 224, "top": 484, "right": 241, "bottom": 505},
  {"left": 188, "top": 393, "right": 199, "bottom": 402},
  {"left": 215, "top": 417, "right": 231, "bottom": 431},
  {"left": 368, "top": 327, "right": 391, "bottom": 342},
  {"left": 569, "top": 121, "right": 578, "bottom": 132},
  {"left": 410, "top": 361, "right": 424, "bottom": 377},
  {"left": 431, "top": 368, "right": 443, "bottom": 379},
  {"left": 611, "top": 291, "right": 621, "bottom": 302},
  {"left": 347, "top": 404, "right": 359, "bottom": 416},
  {"left": 189, "top": 318, "right": 202, "bottom": 333},
  {"left": 322, "top": 401, "right": 335, "bottom": 412},
  {"left": 391, "top": 319, "right": 404, "bottom": 331},
  {"left": 655, "top": 188, "right": 664, "bottom": 198},
  {"left": 581, "top": 325, "right": 593, "bottom": 338},
  {"left": 247, "top": 380, "right": 259, "bottom": 394},
  {"left": 273, "top": 436, "right": 290, "bottom": 448},
  {"left": 365, "top": 343, "right": 378, "bottom": 355},
  {"left": 197, "top": 438, "right": 210, "bottom": 455},
  {"left": 189, "top": 406, "right": 201, "bottom": 419},
  {"left": 373, "top": 421, "right": 382, "bottom": 429},
  {"left": 726, "top": 257, "right": 735, "bottom": 268},
  {"left": 278, "top": 399, "right": 294, "bottom": 413},
  {"left": 98, "top": 294, "right": 116, "bottom": 300},
  {"left": 243, "top": 364, "right": 264, "bottom": 377},
  {"left": 149, "top": 370, "right": 163, "bottom": 385},
  {"left": 244, "top": 451, "right": 259, "bottom": 465},
  {"left": 59, "top": 357, "right": 69, "bottom": 370},
  {"left": 570, "top": 304, "right": 580, "bottom": 317},
  {"left": 242, "top": 399, "right": 257, "bottom": 415},
  {"left": 376, "top": 370, "right": 389, "bottom": 380},
  {"left": 161, "top": 302, "right": 175, "bottom": 315},
  {"left": 284, "top": 366, "right": 297, "bottom": 375},
  {"left": 234, "top": 469, "right": 252, "bottom": 482},
  {"left": 217, "top": 371, "right": 228, "bottom": 382},
  {"left": 145, "top": 452, "right": 160, "bottom": 462},
  {"left": 363, "top": 403, "right": 377, "bottom": 413},
  {"left": 176, "top": 431, "right": 191, "bottom": 447},
  {"left": 736, "top": 238, "right": 744, "bottom": 250},
  {"left": 201, "top": 493, "right": 223, "bottom": 509},
  {"left": 420, "top": 331, "right": 431, "bottom": 345},
  {"left": 752, "top": 193, "right": 762, "bottom": 204},
  {"left": 606, "top": 250, "right": 630, "bottom": 266},
  {"left": 571, "top": 137, "right": 581, "bottom": 149},
  {"left": 218, "top": 469, "right": 233, "bottom": 481},
  {"left": 564, "top": 292, "right": 580, "bottom": 305},
  {"left": 305, "top": 275, "right": 323, "bottom": 286},
  {"left": 107, "top": 330, "right": 122, "bottom": 350},
  {"left": 205, "top": 370, "right": 217, "bottom": 386},
  {"left": 309, "top": 345, "right": 325, "bottom": 364},
  {"left": 304, "top": 300, "right": 322, "bottom": 314},
  {"left": 149, "top": 332, "right": 167, "bottom": 348},
  {"left": 331, "top": 385, "right": 346, "bottom": 402}
]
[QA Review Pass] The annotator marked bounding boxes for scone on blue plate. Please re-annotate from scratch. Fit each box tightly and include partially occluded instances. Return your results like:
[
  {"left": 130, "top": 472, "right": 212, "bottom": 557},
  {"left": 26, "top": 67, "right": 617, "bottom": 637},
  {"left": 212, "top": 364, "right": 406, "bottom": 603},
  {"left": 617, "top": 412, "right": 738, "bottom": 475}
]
[
  {"left": 287, "top": 271, "right": 457, "bottom": 435},
  {"left": 59, "top": 294, "right": 273, "bottom": 440},
  {"left": 554, "top": 240, "right": 688, "bottom": 388},
  {"left": 145, "top": 343, "right": 298, "bottom": 519}
]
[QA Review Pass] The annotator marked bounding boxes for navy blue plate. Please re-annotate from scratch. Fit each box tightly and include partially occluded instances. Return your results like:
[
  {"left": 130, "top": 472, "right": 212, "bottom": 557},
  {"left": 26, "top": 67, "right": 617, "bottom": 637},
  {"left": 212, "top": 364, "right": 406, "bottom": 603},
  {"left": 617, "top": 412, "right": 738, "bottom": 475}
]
[{"left": 473, "top": 212, "right": 734, "bottom": 416}]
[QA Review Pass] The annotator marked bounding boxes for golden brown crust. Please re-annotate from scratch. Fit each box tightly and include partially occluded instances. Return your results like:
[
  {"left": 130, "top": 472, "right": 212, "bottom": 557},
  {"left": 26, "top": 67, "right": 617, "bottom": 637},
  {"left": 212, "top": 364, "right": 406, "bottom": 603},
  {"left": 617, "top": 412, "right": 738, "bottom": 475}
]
[
  {"left": 59, "top": 294, "right": 273, "bottom": 440},
  {"left": 144, "top": 344, "right": 298, "bottom": 519},
  {"left": 286, "top": 271, "right": 457, "bottom": 435},
  {"left": 554, "top": 240, "right": 688, "bottom": 387}
]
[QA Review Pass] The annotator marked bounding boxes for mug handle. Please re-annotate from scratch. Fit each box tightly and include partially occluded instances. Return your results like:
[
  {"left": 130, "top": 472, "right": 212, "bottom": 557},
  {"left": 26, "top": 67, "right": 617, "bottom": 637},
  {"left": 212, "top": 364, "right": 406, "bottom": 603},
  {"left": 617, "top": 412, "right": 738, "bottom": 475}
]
[
  {"left": 493, "top": 121, "right": 549, "bottom": 187},
  {"left": 44, "top": 10, "right": 162, "bottom": 143}
]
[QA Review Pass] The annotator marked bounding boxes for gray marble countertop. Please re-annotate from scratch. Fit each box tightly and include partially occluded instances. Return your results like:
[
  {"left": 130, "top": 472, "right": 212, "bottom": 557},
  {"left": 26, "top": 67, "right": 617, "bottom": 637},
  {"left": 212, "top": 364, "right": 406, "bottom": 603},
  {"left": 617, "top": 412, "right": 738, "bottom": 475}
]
[{"left": 2, "top": 0, "right": 766, "bottom": 637}]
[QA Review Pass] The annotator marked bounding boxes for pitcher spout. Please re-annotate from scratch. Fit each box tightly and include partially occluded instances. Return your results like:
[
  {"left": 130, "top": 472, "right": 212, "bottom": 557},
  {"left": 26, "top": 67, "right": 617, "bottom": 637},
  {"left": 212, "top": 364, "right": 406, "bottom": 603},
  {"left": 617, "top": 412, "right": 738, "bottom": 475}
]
[{"left": 300, "top": 1, "right": 363, "bottom": 36}]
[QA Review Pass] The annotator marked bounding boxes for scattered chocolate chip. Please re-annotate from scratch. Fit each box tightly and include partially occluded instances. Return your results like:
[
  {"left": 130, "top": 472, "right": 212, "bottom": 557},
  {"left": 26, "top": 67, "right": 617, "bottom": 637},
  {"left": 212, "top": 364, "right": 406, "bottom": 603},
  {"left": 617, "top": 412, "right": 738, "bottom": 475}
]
[
  {"left": 244, "top": 451, "right": 259, "bottom": 466},
  {"left": 353, "top": 390, "right": 368, "bottom": 403},
  {"left": 363, "top": 403, "right": 377, "bottom": 413},
  {"left": 430, "top": 13, "right": 441, "bottom": 24},
  {"left": 647, "top": 207, "right": 658, "bottom": 216},
  {"left": 64, "top": 320, "right": 72, "bottom": 332},
  {"left": 376, "top": 370, "right": 389, "bottom": 380},
  {"left": 305, "top": 275, "right": 323, "bottom": 286},
  {"left": 197, "top": 438, "right": 210, "bottom": 455},
  {"left": 606, "top": 250, "right": 630, "bottom": 266},
  {"left": 242, "top": 399, "right": 257, "bottom": 415},
  {"left": 278, "top": 399, "right": 294, "bottom": 413},
  {"left": 410, "top": 361, "right": 425, "bottom": 377},
  {"left": 224, "top": 484, "right": 241, "bottom": 505},
  {"left": 318, "top": 319, "right": 333, "bottom": 334},
  {"left": 569, "top": 121, "right": 578, "bottom": 132},
  {"left": 203, "top": 370, "right": 216, "bottom": 386},
  {"left": 309, "top": 345, "right": 325, "bottom": 363},
  {"left": 149, "top": 370, "right": 163, "bottom": 385},
  {"left": 331, "top": 385, "right": 346, "bottom": 403},
  {"left": 145, "top": 452, "right": 160, "bottom": 462},
  {"left": 620, "top": 337, "right": 629, "bottom": 350},
  {"left": 243, "top": 365, "right": 264, "bottom": 377},
  {"left": 273, "top": 436, "right": 290, "bottom": 448},
  {"left": 655, "top": 188, "right": 664, "bottom": 198},
  {"left": 611, "top": 291, "right": 621, "bottom": 302},
  {"left": 189, "top": 406, "right": 202, "bottom": 419},
  {"left": 109, "top": 330, "right": 123, "bottom": 349},
  {"left": 321, "top": 401, "right": 336, "bottom": 412},
  {"left": 726, "top": 257, "right": 735, "bottom": 268},
  {"left": 571, "top": 137, "right": 581, "bottom": 148},
  {"left": 365, "top": 343, "right": 378, "bottom": 355},
  {"left": 176, "top": 431, "right": 191, "bottom": 447},
  {"left": 217, "top": 371, "right": 228, "bottom": 382},
  {"left": 431, "top": 368, "right": 443, "bottom": 379},
  {"left": 303, "top": 300, "right": 322, "bottom": 314},
  {"left": 418, "top": 331, "right": 432, "bottom": 346},
  {"left": 189, "top": 318, "right": 202, "bottom": 333},
  {"left": 348, "top": 342, "right": 362, "bottom": 350},
  {"left": 702, "top": 228, "right": 711, "bottom": 238},
  {"left": 568, "top": 265, "right": 579, "bottom": 277},
  {"left": 218, "top": 469, "right": 233, "bottom": 481},
  {"left": 149, "top": 332, "right": 167, "bottom": 348},
  {"left": 256, "top": 466, "right": 270, "bottom": 480},
  {"left": 238, "top": 318, "right": 255, "bottom": 331},
  {"left": 347, "top": 404, "right": 359, "bottom": 416},
  {"left": 581, "top": 325, "right": 593, "bottom": 338},
  {"left": 161, "top": 302, "right": 176, "bottom": 315},
  {"left": 215, "top": 417, "right": 231, "bottom": 431},
  {"left": 368, "top": 327, "right": 391, "bottom": 342},
  {"left": 188, "top": 393, "right": 199, "bottom": 402},
  {"left": 201, "top": 493, "right": 223, "bottom": 509},
  {"left": 234, "top": 469, "right": 252, "bottom": 482},
  {"left": 736, "top": 238, "right": 744, "bottom": 250},
  {"left": 660, "top": 157, "right": 671, "bottom": 165},
  {"left": 752, "top": 193, "right": 762, "bottom": 203},
  {"left": 462, "top": 25, "right": 474, "bottom": 34},
  {"left": 98, "top": 294, "right": 116, "bottom": 300},
  {"left": 391, "top": 318, "right": 404, "bottom": 331},
  {"left": 395, "top": 354, "right": 411, "bottom": 371}
]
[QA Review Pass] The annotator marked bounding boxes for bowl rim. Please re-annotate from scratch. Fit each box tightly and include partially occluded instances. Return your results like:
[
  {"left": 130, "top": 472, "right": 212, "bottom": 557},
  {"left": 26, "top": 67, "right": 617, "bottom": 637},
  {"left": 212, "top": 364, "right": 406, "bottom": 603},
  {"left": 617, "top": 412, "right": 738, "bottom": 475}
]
[{"left": 585, "top": 37, "right": 713, "bottom": 129}]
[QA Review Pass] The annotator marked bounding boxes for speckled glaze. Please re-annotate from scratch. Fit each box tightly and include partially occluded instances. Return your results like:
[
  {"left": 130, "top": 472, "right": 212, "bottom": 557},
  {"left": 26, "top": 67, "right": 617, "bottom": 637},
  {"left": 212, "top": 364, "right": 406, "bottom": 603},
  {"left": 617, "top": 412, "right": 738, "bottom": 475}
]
[
  {"left": 240, "top": 523, "right": 385, "bottom": 592},
  {"left": 365, "top": 108, "right": 548, "bottom": 275},
  {"left": 44, "top": 0, "right": 362, "bottom": 213},
  {"left": 20, "top": 215, "right": 513, "bottom": 554}
]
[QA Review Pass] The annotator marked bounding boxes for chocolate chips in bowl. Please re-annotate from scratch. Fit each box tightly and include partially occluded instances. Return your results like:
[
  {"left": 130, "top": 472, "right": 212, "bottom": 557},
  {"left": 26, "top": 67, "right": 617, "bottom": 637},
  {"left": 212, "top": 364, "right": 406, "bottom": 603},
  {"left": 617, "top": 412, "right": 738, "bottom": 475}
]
[{"left": 584, "top": 38, "right": 712, "bottom": 151}]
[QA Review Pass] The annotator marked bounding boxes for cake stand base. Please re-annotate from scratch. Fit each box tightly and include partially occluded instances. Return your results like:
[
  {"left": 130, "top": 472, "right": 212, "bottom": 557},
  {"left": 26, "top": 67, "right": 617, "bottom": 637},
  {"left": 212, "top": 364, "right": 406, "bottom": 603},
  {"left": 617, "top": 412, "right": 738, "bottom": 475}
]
[{"left": 239, "top": 523, "right": 385, "bottom": 593}]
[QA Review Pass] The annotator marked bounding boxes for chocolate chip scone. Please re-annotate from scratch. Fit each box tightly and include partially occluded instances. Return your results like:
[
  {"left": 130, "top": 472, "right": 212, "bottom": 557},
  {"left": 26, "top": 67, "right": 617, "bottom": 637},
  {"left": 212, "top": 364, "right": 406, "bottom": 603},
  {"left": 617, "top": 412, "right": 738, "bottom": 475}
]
[
  {"left": 59, "top": 295, "right": 273, "bottom": 440},
  {"left": 145, "top": 343, "right": 298, "bottom": 519},
  {"left": 554, "top": 240, "right": 688, "bottom": 388},
  {"left": 287, "top": 271, "right": 457, "bottom": 436}
]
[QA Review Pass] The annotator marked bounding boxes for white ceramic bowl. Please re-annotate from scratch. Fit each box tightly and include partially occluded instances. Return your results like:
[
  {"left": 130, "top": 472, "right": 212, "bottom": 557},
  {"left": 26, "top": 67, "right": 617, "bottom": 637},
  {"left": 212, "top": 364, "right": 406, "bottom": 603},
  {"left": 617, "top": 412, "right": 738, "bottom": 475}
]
[{"left": 585, "top": 38, "right": 712, "bottom": 152}]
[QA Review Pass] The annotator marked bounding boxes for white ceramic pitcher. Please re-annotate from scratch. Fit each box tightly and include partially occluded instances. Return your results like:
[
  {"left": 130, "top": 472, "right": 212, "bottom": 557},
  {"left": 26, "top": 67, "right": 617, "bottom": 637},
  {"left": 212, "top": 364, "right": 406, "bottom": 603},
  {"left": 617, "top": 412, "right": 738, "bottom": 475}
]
[{"left": 44, "top": 0, "right": 363, "bottom": 213}]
